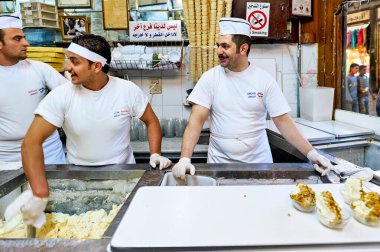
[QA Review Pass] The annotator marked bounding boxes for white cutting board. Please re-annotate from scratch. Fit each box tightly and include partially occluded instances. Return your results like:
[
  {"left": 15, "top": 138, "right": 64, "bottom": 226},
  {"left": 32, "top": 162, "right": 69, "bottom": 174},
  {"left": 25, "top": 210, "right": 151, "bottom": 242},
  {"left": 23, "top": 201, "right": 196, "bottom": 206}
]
[{"left": 111, "top": 184, "right": 380, "bottom": 249}]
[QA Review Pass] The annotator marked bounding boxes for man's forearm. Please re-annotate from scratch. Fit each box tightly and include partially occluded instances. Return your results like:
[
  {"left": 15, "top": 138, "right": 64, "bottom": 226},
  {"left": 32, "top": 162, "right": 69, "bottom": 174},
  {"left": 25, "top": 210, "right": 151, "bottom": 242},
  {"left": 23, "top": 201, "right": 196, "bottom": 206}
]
[
  {"left": 146, "top": 121, "right": 162, "bottom": 155},
  {"left": 181, "top": 122, "right": 203, "bottom": 158},
  {"left": 21, "top": 142, "right": 49, "bottom": 198},
  {"left": 273, "top": 114, "right": 314, "bottom": 157}
]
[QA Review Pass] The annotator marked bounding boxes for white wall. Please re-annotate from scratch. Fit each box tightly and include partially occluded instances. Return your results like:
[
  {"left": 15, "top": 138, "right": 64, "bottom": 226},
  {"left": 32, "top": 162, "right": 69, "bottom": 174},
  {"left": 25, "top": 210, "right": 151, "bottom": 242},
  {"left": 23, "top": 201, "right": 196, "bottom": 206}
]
[{"left": 113, "top": 43, "right": 319, "bottom": 121}]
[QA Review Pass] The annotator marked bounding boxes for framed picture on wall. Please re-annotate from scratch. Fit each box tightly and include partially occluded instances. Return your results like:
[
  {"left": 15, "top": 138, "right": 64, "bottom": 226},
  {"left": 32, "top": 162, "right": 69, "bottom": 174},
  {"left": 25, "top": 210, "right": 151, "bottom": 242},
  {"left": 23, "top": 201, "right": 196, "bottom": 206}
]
[
  {"left": 56, "top": 0, "right": 92, "bottom": 9},
  {"left": 102, "top": 0, "right": 129, "bottom": 29},
  {"left": 60, "top": 16, "right": 89, "bottom": 40}
]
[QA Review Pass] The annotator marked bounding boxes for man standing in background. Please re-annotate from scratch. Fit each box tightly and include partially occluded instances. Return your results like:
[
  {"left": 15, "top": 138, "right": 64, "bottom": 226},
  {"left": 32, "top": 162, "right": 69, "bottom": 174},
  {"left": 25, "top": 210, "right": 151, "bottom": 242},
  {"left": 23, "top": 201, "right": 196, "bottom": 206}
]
[
  {"left": 0, "top": 13, "right": 66, "bottom": 164},
  {"left": 345, "top": 63, "right": 359, "bottom": 112},
  {"left": 357, "top": 65, "right": 375, "bottom": 114}
]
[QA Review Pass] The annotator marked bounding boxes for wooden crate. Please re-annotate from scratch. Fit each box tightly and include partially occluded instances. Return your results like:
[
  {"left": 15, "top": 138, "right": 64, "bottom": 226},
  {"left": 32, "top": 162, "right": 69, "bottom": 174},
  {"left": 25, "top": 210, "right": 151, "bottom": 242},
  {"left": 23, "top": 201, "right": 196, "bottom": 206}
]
[{"left": 20, "top": 2, "right": 58, "bottom": 28}]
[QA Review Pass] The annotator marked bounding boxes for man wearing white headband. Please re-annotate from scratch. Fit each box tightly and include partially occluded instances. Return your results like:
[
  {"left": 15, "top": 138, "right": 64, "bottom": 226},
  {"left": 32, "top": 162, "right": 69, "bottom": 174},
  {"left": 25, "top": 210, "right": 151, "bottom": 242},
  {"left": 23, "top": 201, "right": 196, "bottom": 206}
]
[
  {"left": 0, "top": 13, "right": 66, "bottom": 164},
  {"left": 172, "top": 17, "right": 332, "bottom": 179},
  {"left": 19, "top": 34, "right": 171, "bottom": 226}
]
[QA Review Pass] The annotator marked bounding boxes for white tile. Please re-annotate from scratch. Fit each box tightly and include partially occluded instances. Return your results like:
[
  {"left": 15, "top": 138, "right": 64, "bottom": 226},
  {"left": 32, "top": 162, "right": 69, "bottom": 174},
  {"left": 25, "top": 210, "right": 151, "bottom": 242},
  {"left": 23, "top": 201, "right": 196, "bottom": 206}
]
[
  {"left": 141, "top": 70, "right": 162, "bottom": 77},
  {"left": 301, "top": 74, "right": 318, "bottom": 88},
  {"left": 282, "top": 74, "right": 298, "bottom": 104},
  {"left": 124, "top": 70, "right": 142, "bottom": 77},
  {"left": 301, "top": 44, "right": 318, "bottom": 74},
  {"left": 252, "top": 59, "right": 276, "bottom": 79},
  {"left": 260, "top": 44, "right": 284, "bottom": 72},
  {"left": 282, "top": 44, "right": 298, "bottom": 74},
  {"left": 141, "top": 77, "right": 163, "bottom": 106},
  {"left": 288, "top": 103, "right": 298, "bottom": 118},
  {"left": 152, "top": 106, "right": 163, "bottom": 119},
  {"left": 276, "top": 72, "right": 283, "bottom": 90},
  {"left": 162, "top": 106, "right": 183, "bottom": 119},
  {"left": 248, "top": 45, "right": 262, "bottom": 58},
  {"left": 162, "top": 68, "right": 182, "bottom": 76},
  {"left": 128, "top": 76, "right": 142, "bottom": 88},
  {"left": 162, "top": 76, "right": 182, "bottom": 106}
]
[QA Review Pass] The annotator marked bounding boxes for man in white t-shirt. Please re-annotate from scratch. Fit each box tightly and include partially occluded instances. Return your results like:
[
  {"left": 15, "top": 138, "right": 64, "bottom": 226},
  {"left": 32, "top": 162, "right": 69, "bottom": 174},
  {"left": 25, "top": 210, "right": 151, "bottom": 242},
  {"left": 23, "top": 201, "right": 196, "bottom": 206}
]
[
  {"left": 172, "top": 17, "right": 332, "bottom": 180},
  {"left": 15, "top": 34, "right": 171, "bottom": 227},
  {"left": 0, "top": 13, "right": 66, "bottom": 164}
]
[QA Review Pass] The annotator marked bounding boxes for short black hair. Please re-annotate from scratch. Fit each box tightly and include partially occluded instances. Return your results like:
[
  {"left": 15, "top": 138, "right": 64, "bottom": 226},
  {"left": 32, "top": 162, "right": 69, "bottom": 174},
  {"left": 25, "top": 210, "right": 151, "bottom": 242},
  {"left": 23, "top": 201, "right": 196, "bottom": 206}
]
[
  {"left": 350, "top": 63, "right": 359, "bottom": 69},
  {"left": 232, "top": 34, "right": 251, "bottom": 56},
  {"left": 359, "top": 65, "right": 366, "bottom": 70},
  {"left": 72, "top": 34, "right": 111, "bottom": 74},
  {"left": 0, "top": 29, "right": 5, "bottom": 44}
]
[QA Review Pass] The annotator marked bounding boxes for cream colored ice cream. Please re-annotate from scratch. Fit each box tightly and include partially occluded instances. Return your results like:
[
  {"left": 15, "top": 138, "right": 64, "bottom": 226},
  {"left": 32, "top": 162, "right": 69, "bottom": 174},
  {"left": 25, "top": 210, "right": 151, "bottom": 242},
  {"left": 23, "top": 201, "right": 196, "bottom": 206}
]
[
  {"left": 351, "top": 191, "right": 380, "bottom": 225},
  {"left": 0, "top": 204, "right": 121, "bottom": 239},
  {"left": 342, "top": 178, "right": 364, "bottom": 203},
  {"left": 0, "top": 214, "right": 27, "bottom": 238},
  {"left": 316, "top": 191, "right": 342, "bottom": 226},
  {"left": 290, "top": 183, "right": 316, "bottom": 210}
]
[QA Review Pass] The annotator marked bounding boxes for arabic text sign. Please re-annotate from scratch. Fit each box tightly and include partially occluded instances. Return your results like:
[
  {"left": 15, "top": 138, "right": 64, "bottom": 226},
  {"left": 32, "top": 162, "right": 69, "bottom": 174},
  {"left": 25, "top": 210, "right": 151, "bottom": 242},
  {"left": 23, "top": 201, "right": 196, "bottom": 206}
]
[
  {"left": 129, "top": 21, "right": 182, "bottom": 41},
  {"left": 246, "top": 2, "right": 270, "bottom": 37}
]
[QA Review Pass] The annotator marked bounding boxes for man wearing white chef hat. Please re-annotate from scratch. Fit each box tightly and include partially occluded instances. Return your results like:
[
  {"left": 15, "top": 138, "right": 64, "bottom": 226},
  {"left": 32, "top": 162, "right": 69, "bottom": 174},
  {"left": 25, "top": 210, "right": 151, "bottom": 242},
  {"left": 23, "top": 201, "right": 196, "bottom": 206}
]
[
  {"left": 0, "top": 13, "right": 66, "bottom": 164},
  {"left": 172, "top": 17, "right": 332, "bottom": 179},
  {"left": 12, "top": 34, "right": 171, "bottom": 227}
]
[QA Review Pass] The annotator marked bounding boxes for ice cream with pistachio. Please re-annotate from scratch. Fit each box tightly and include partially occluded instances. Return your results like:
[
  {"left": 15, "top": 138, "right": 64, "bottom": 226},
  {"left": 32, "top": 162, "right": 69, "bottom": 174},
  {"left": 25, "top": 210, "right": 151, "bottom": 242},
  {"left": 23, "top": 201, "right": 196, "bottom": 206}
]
[
  {"left": 351, "top": 191, "right": 380, "bottom": 225},
  {"left": 316, "top": 191, "right": 343, "bottom": 226},
  {"left": 290, "top": 183, "right": 316, "bottom": 210},
  {"left": 342, "top": 178, "right": 365, "bottom": 204}
]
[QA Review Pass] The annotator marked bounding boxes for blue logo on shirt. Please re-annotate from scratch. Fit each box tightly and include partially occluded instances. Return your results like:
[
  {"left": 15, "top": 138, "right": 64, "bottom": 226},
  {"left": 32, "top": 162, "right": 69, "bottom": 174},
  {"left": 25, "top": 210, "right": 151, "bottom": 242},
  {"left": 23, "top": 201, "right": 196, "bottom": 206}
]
[
  {"left": 247, "top": 92, "right": 256, "bottom": 98},
  {"left": 38, "top": 87, "right": 46, "bottom": 93}
]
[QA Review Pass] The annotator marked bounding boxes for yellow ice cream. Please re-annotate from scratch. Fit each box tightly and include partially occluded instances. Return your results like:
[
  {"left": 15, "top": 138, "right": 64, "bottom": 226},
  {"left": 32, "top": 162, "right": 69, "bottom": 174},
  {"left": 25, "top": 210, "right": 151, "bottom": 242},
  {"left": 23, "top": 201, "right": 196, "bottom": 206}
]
[
  {"left": 342, "top": 178, "right": 364, "bottom": 203},
  {"left": 316, "top": 191, "right": 342, "bottom": 226},
  {"left": 0, "top": 204, "right": 121, "bottom": 239},
  {"left": 351, "top": 191, "right": 380, "bottom": 224}
]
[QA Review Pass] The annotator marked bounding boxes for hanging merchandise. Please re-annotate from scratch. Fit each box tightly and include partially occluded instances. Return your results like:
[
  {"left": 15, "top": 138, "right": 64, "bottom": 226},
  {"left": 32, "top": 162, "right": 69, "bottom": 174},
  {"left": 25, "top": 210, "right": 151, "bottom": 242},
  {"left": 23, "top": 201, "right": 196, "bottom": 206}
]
[
  {"left": 351, "top": 29, "right": 357, "bottom": 49},
  {"left": 347, "top": 30, "right": 351, "bottom": 48},
  {"left": 357, "top": 28, "right": 363, "bottom": 46}
]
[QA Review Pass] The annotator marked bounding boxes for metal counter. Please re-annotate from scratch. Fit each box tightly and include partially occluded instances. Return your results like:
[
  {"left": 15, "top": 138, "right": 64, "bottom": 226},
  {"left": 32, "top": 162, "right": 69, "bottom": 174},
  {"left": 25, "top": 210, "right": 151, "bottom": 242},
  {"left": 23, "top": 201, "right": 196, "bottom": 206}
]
[{"left": 0, "top": 162, "right": 324, "bottom": 251}]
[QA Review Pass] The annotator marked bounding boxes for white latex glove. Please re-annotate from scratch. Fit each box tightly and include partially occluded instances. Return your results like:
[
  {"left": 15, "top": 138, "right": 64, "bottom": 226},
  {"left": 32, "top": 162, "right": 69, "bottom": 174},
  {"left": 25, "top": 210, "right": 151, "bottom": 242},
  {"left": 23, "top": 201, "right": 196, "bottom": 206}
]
[
  {"left": 172, "top": 157, "right": 195, "bottom": 180},
  {"left": 21, "top": 195, "right": 48, "bottom": 226},
  {"left": 149, "top": 153, "right": 172, "bottom": 170},
  {"left": 307, "top": 149, "right": 332, "bottom": 176},
  {"left": 5, "top": 190, "right": 47, "bottom": 228}
]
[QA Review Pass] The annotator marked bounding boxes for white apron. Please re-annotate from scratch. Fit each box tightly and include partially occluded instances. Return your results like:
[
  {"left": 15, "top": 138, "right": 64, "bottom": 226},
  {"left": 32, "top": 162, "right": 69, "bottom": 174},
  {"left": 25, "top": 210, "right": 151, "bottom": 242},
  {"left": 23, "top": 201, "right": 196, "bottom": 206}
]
[{"left": 207, "top": 130, "right": 273, "bottom": 163}]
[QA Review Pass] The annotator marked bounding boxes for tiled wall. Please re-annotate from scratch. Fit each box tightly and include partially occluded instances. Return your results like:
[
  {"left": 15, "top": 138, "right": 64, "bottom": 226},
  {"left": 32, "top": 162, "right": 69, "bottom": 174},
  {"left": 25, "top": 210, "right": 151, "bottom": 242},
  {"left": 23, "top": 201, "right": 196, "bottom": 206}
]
[{"left": 113, "top": 43, "right": 318, "bottom": 121}]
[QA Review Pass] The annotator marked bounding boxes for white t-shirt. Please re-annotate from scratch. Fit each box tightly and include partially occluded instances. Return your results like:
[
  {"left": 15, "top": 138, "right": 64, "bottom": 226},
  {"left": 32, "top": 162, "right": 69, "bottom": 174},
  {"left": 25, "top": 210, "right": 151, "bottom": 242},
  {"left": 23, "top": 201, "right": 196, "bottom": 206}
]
[
  {"left": 188, "top": 63, "right": 290, "bottom": 163},
  {"left": 35, "top": 76, "right": 148, "bottom": 166},
  {"left": 0, "top": 60, "right": 66, "bottom": 163}
]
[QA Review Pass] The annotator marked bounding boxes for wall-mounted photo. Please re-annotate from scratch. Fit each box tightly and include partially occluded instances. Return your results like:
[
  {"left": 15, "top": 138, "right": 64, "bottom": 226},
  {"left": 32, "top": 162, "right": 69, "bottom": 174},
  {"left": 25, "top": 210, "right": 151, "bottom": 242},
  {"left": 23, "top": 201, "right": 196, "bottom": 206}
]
[
  {"left": 60, "top": 16, "right": 89, "bottom": 40},
  {"left": 56, "top": 0, "right": 92, "bottom": 9}
]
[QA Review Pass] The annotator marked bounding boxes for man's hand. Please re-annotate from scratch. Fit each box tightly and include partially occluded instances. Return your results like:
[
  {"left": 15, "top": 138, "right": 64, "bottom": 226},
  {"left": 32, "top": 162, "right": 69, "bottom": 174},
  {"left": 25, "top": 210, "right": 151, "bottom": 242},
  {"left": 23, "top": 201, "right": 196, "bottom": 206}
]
[
  {"left": 307, "top": 149, "right": 332, "bottom": 176},
  {"left": 172, "top": 157, "right": 195, "bottom": 180},
  {"left": 149, "top": 153, "right": 172, "bottom": 170},
  {"left": 21, "top": 195, "right": 48, "bottom": 226}
]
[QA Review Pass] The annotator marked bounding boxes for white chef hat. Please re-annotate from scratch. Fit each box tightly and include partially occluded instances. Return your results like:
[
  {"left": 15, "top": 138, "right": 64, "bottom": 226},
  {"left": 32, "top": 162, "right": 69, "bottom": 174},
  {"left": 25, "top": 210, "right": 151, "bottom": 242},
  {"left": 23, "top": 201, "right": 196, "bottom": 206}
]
[
  {"left": 219, "top": 17, "right": 251, "bottom": 37},
  {"left": 67, "top": 42, "right": 108, "bottom": 66},
  {"left": 0, "top": 12, "right": 22, "bottom": 29}
]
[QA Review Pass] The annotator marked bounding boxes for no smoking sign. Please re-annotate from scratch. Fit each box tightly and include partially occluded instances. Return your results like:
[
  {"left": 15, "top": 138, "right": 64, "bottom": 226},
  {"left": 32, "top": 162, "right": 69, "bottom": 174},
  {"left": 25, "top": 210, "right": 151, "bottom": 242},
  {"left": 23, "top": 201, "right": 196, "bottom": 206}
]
[{"left": 246, "top": 2, "right": 270, "bottom": 37}]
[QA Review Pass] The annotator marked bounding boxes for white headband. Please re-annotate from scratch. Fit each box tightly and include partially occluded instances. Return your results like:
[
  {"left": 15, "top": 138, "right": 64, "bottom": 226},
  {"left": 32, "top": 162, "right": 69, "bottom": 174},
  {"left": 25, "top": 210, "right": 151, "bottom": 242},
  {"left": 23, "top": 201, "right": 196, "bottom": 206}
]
[{"left": 67, "top": 42, "right": 108, "bottom": 66}]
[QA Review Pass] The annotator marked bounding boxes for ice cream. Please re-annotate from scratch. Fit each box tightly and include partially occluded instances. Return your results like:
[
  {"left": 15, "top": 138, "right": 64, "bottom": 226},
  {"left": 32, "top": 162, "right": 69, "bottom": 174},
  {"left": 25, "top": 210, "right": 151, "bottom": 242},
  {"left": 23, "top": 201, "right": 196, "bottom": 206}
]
[
  {"left": 316, "top": 191, "right": 343, "bottom": 227},
  {"left": 351, "top": 191, "right": 380, "bottom": 225},
  {"left": 290, "top": 183, "right": 316, "bottom": 211},
  {"left": 341, "top": 178, "right": 364, "bottom": 204},
  {"left": 0, "top": 214, "right": 27, "bottom": 238},
  {"left": 0, "top": 204, "right": 121, "bottom": 239}
]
